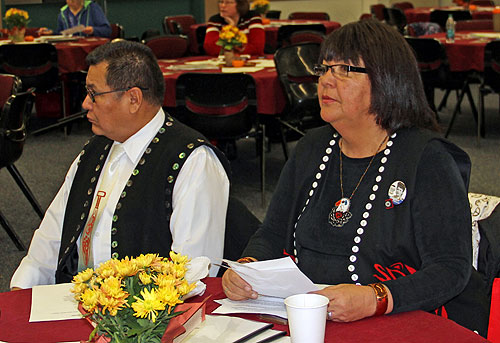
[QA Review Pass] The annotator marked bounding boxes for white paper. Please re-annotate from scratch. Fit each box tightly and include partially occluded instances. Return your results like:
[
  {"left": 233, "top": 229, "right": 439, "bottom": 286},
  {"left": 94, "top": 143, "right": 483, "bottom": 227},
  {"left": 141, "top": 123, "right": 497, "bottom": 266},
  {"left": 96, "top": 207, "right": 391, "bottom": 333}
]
[
  {"left": 248, "top": 59, "right": 275, "bottom": 68},
  {"left": 224, "top": 257, "right": 319, "bottom": 298},
  {"left": 221, "top": 66, "right": 264, "bottom": 73},
  {"left": 167, "top": 64, "right": 220, "bottom": 70},
  {"left": 61, "top": 24, "right": 85, "bottom": 35},
  {"left": 213, "top": 295, "right": 287, "bottom": 318},
  {"left": 29, "top": 283, "right": 82, "bottom": 322},
  {"left": 181, "top": 315, "right": 290, "bottom": 343}
]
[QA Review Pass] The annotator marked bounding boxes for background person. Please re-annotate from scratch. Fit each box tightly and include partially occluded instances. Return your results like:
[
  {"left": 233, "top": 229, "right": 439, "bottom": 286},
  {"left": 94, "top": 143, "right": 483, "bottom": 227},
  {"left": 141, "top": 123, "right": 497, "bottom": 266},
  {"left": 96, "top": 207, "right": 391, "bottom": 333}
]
[
  {"left": 222, "top": 19, "right": 489, "bottom": 336},
  {"left": 11, "top": 41, "right": 230, "bottom": 289},
  {"left": 204, "top": 0, "right": 265, "bottom": 56}
]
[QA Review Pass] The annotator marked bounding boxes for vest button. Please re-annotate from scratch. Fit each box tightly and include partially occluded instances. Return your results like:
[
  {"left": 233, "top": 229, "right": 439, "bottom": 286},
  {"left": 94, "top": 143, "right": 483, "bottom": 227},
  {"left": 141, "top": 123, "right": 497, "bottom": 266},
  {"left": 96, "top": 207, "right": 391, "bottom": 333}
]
[
  {"left": 112, "top": 241, "right": 118, "bottom": 248},
  {"left": 111, "top": 227, "right": 117, "bottom": 235},
  {"left": 112, "top": 252, "right": 119, "bottom": 259}
]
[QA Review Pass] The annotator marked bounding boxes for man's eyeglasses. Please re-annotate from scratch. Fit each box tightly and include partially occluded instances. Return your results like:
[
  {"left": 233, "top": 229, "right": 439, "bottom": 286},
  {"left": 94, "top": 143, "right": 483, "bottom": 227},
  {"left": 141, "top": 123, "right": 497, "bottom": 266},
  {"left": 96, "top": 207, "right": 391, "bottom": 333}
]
[
  {"left": 85, "top": 85, "right": 149, "bottom": 103},
  {"left": 313, "top": 64, "right": 367, "bottom": 78},
  {"left": 218, "top": 0, "right": 236, "bottom": 4}
]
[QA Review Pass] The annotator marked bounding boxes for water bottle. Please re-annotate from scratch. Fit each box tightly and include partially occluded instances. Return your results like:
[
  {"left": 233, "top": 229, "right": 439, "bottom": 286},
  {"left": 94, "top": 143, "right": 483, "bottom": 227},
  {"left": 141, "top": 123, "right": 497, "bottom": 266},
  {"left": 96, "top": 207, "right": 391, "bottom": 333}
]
[{"left": 445, "top": 14, "right": 455, "bottom": 43}]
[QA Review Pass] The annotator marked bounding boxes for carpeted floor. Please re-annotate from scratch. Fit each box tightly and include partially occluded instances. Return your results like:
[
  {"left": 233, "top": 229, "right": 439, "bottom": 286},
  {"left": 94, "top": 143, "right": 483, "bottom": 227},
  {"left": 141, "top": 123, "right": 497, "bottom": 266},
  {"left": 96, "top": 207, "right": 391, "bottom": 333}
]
[{"left": 1, "top": 87, "right": 499, "bottom": 292}]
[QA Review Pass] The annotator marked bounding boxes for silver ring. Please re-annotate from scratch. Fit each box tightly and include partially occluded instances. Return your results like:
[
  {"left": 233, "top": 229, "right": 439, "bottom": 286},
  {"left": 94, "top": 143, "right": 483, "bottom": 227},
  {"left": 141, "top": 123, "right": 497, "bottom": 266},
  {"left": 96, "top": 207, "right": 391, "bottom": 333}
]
[{"left": 327, "top": 311, "right": 333, "bottom": 320}]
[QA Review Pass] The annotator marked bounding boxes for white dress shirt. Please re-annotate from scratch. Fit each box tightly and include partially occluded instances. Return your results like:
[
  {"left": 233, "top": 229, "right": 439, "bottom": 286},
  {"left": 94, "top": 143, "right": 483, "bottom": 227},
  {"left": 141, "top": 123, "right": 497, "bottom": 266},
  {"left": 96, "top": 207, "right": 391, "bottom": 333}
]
[{"left": 11, "top": 108, "right": 229, "bottom": 288}]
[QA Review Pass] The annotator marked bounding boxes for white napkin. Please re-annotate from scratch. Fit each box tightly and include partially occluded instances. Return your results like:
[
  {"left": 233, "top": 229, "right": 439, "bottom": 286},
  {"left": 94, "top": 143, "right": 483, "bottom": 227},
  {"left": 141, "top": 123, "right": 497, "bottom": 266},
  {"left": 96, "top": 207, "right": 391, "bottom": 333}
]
[{"left": 184, "top": 256, "right": 211, "bottom": 299}]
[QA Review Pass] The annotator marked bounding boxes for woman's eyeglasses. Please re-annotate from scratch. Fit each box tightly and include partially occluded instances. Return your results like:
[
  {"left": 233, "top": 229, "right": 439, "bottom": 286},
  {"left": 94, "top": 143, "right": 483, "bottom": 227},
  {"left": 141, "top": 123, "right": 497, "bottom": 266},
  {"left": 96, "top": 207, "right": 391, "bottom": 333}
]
[
  {"left": 85, "top": 86, "right": 149, "bottom": 103},
  {"left": 313, "top": 64, "right": 367, "bottom": 78},
  {"left": 218, "top": 0, "right": 236, "bottom": 4}
]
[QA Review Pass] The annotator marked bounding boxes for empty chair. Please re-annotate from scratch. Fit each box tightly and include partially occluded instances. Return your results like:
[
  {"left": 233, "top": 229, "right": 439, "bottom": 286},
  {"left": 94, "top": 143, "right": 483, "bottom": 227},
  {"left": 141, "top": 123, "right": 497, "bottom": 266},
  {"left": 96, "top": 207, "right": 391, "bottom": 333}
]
[
  {"left": 273, "top": 43, "right": 322, "bottom": 159},
  {"left": 478, "top": 41, "right": 500, "bottom": 139},
  {"left": 359, "top": 13, "right": 373, "bottom": 21},
  {"left": 383, "top": 7, "right": 408, "bottom": 34},
  {"left": 392, "top": 2, "right": 414, "bottom": 11},
  {"left": 288, "top": 12, "right": 330, "bottom": 21},
  {"left": 455, "top": 19, "right": 493, "bottom": 31},
  {"left": 276, "top": 24, "right": 326, "bottom": 49},
  {"left": 370, "top": 4, "right": 386, "bottom": 21},
  {"left": 163, "top": 14, "right": 196, "bottom": 35},
  {"left": 0, "top": 75, "right": 40, "bottom": 250},
  {"left": 140, "top": 28, "right": 161, "bottom": 42},
  {"left": 175, "top": 73, "right": 266, "bottom": 204},
  {"left": 265, "top": 10, "right": 281, "bottom": 19},
  {"left": 429, "top": 10, "right": 472, "bottom": 30},
  {"left": 405, "top": 37, "right": 479, "bottom": 138},
  {"left": 143, "top": 35, "right": 189, "bottom": 59},
  {"left": 470, "top": 0, "right": 495, "bottom": 5}
]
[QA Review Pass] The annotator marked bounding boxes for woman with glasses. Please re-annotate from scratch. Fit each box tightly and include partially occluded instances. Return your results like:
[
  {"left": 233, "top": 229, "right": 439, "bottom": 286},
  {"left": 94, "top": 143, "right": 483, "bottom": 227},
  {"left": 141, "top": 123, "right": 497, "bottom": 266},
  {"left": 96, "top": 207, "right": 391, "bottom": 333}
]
[
  {"left": 222, "top": 19, "right": 489, "bottom": 336},
  {"left": 203, "top": 0, "right": 265, "bottom": 56}
]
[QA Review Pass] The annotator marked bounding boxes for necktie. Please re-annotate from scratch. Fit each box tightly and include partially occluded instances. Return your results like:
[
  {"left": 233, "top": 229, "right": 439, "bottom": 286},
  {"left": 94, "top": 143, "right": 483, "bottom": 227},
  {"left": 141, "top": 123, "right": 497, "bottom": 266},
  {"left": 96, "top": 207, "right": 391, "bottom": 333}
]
[{"left": 78, "top": 144, "right": 125, "bottom": 270}]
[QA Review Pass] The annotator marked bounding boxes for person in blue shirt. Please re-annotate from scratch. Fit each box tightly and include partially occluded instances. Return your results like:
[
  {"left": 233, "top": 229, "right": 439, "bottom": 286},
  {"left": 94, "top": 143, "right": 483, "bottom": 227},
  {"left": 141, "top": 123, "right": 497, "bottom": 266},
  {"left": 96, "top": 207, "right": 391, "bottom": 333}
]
[{"left": 39, "top": 0, "right": 111, "bottom": 38}]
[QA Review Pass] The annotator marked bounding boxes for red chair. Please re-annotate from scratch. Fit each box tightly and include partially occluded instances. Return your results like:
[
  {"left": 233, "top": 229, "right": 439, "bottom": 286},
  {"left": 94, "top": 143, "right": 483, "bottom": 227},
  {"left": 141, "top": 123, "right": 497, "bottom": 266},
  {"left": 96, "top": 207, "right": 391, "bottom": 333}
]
[
  {"left": 359, "top": 13, "right": 373, "bottom": 20},
  {"left": 143, "top": 35, "right": 189, "bottom": 59},
  {"left": 470, "top": 0, "right": 495, "bottom": 5},
  {"left": 163, "top": 15, "right": 196, "bottom": 35},
  {"left": 370, "top": 4, "right": 386, "bottom": 21},
  {"left": 392, "top": 2, "right": 414, "bottom": 11},
  {"left": 288, "top": 12, "right": 330, "bottom": 21},
  {"left": 455, "top": 19, "right": 493, "bottom": 31}
]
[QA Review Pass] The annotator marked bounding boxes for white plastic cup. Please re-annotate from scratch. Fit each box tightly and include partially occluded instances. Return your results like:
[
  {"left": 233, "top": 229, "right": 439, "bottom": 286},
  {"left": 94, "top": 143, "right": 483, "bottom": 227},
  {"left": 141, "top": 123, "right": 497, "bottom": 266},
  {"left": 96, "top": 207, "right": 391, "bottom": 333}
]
[{"left": 284, "top": 293, "right": 329, "bottom": 343}]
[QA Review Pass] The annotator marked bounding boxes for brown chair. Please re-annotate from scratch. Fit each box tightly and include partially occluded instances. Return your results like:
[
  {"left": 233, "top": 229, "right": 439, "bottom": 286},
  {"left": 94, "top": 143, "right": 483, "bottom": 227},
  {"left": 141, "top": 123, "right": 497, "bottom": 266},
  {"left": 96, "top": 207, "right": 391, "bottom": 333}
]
[
  {"left": 392, "top": 2, "right": 414, "bottom": 11},
  {"left": 455, "top": 19, "right": 493, "bottom": 31},
  {"left": 370, "top": 4, "right": 386, "bottom": 21},
  {"left": 110, "top": 23, "right": 124, "bottom": 40},
  {"left": 470, "top": 0, "right": 495, "bottom": 5},
  {"left": 143, "top": 35, "right": 189, "bottom": 59},
  {"left": 0, "top": 74, "right": 40, "bottom": 250},
  {"left": 288, "top": 12, "right": 330, "bottom": 21},
  {"left": 163, "top": 15, "right": 196, "bottom": 35}
]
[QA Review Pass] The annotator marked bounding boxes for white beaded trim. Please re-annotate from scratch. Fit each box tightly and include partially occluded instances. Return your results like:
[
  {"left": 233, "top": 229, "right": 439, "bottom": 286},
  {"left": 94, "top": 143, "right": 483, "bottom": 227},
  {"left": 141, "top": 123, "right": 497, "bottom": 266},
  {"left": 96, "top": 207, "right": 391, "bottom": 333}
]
[{"left": 291, "top": 132, "right": 397, "bottom": 285}]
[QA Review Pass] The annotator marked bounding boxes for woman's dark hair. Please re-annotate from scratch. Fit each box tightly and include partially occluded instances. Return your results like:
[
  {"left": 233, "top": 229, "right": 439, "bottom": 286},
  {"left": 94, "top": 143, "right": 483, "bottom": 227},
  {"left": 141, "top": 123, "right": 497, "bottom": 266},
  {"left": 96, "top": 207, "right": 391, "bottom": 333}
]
[
  {"left": 236, "top": 0, "right": 250, "bottom": 16},
  {"left": 319, "top": 19, "right": 439, "bottom": 132},
  {"left": 86, "top": 40, "right": 165, "bottom": 106}
]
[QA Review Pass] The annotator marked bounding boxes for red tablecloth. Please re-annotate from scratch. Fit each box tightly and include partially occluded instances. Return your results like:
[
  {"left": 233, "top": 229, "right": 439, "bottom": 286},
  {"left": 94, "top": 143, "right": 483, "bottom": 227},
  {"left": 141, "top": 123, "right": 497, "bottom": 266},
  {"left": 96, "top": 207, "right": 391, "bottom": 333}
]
[
  {"left": 189, "top": 19, "right": 341, "bottom": 54},
  {"left": 158, "top": 55, "right": 286, "bottom": 115},
  {"left": 53, "top": 37, "right": 109, "bottom": 74},
  {"left": 423, "top": 31, "right": 498, "bottom": 72},
  {"left": 405, "top": 6, "right": 495, "bottom": 23},
  {"left": 0, "top": 278, "right": 489, "bottom": 343}
]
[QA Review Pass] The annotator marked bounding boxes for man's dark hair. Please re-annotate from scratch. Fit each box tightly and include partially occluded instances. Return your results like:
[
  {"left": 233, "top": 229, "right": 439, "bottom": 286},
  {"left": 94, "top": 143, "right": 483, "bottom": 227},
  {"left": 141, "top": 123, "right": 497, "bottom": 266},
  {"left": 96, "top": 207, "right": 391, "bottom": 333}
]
[
  {"left": 86, "top": 40, "right": 165, "bottom": 106},
  {"left": 319, "top": 19, "right": 439, "bottom": 132}
]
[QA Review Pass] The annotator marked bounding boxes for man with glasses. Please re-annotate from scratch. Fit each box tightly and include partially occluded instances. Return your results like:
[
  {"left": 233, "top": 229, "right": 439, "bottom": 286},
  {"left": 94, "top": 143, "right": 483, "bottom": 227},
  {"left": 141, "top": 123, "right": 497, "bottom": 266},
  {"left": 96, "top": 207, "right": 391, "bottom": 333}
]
[{"left": 11, "top": 41, "right": 230, "bottom": 289}]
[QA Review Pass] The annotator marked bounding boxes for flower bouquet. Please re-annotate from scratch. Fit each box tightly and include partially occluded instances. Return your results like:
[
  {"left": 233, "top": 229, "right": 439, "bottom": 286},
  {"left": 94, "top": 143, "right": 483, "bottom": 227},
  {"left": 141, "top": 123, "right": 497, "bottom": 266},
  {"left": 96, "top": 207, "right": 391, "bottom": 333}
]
[
  {"left": 71, "top": 252, "right": 200, "bottom": 343},
  {"left": 216, "top": 25, "right": 247, "bottom": 66},
  {"left": 2, "top": 8, "right": 30, "bottom": 42},
  {"left": 251, "top": 0, "right": 270, "bottom": 16}
]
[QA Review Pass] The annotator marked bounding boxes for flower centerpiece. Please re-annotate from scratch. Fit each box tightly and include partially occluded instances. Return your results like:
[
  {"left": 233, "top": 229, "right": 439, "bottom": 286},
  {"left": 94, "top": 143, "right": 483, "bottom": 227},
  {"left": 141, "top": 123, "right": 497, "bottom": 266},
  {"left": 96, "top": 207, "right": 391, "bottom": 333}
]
[
  {"left": 3, "top": 8, "right": 30, "bottom": 42},
  {"left": 216, "top": 25, "right": 247, "bottom": 66},
  {"left": 71, "top": 252, "right": 197, "bottom": 343},
  {"left": 251, "top": 0, "right": 270, "bottom": 16}
]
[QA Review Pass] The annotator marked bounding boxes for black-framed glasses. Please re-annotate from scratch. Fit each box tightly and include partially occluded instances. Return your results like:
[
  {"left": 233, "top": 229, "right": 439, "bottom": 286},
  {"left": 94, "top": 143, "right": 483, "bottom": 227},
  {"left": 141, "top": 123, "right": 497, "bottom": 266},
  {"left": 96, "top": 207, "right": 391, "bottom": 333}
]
[
  {"left": 313, "top": 64, "right": 367, "bottom": 78},
  {"left": 85, "top": 85, "right": 149, "bottom": 103}
]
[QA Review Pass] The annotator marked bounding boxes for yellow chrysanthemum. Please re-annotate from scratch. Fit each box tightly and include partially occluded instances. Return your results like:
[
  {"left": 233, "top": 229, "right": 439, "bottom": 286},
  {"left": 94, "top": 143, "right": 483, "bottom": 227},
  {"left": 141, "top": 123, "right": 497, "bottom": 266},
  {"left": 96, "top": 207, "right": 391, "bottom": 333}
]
[
  {"left": 115, "top": 258, "right": 139, "bottom": 278},
  {"left": 73, "top": 268, "right": 94, "bottom": 283},
  {"left": 80, "top": 288, "right": 100, "bottom": 313},
  {"left": 98, "top": 292, "right": 128, "bottom": 316},
  {"left": 132, "top": 288, "right": 165, "bottom": 322},
  {"left": 169, "top": 251, "right": 190, "bottom": 265},
  {"left": 100, "top": 276, "right": 125, "bottom": 298},
  {"left": 157, "top": 286, "right": 182, "bottom": 309},
  {"left": 96, "top": 260, "right": 118, "bottom": 278},
  {"left": 170, "top": 263, "right": 188, "bottom": 279},
  {"left": 176, "top": 280, "right": 196, "bottom": 296},
  {"left": 134, "top": 253, "right": 158, "bottom": 269},
  {"left": 138, "top": 271, "right": 152, "bottom": 285},
  {"left": 153, "top": 273, "right": 176, "bottom": 288},
  {"left": 71, "top": 282, "right": 89, "bottom": 299}
]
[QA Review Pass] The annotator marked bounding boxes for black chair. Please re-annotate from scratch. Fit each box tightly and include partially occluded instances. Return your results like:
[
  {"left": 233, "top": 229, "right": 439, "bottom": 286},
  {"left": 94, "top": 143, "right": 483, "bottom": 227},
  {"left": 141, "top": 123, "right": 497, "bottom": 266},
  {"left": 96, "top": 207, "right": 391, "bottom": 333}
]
[
  {"left": 273, "top": 43, "right": 322, "bottom": 159},
  {"left": 0, "top": 77, "right": 40, "bottom": 250},
  {"left": 405, "top": 37, "right": 480, "bottom": 138},
  {"left": 143, "top": 35, "right": 189, "bottom": 59},
  {"left": 478, "top": 41, "right": 500, "bottom": 139},
  {"left": 175, "top": 73, "right": 266, "bottom": 204},
  {"left": 383, "top": 7, "right": 408, "bottom": 34},
  {"left": 266, "top": 10, "right": 281, "bottom": 19},
  {"left": 429, "top": 10, "right": 472, "bottom": 30},
  {"left": 0, "top": 43, "right": 87, "bottom": 135},
  {"left": 288, "top": 12, "right": 330, "bottom": 21},
  {"left": 195, "top": 24, "right": 207, "bottom": 55},
  {"left": 276, "top": 24, "right": 326, "bottom": 50}
]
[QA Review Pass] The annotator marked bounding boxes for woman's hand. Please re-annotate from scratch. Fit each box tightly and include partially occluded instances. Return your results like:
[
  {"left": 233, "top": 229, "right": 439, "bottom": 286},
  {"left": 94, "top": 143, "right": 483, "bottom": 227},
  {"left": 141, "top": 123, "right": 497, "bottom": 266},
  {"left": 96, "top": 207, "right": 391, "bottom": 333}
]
[
  {"left": 82, "top": 26, "right": 94, "bottom": 35},
  {"left": 312, "top": 284, "right": 390, "bottom": 322},
  {"left": 37, "top": 27, "right": 53, "bottom": 35},
  {"left": 221, "top": 16, "right": 236, "bottom": 26},
  {"left": 222, "top": 269, "right": 258, "bottom": 300}
]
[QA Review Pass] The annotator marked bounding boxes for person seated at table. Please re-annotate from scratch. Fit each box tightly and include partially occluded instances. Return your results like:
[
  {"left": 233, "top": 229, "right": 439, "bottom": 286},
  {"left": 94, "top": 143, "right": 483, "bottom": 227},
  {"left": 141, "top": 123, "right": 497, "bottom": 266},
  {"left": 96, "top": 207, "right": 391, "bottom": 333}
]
[
  {"left": 222, "top": 19, "right": 490, "bottom": 336},
  {"left": 204, "top": 0, "right": 265, "bottom": 56},
  {"left": 38, "top": 0, "right": 111, "bottom": 37},
  {"left": 10, "top": 40, "right": 230, "bottom": 289}
]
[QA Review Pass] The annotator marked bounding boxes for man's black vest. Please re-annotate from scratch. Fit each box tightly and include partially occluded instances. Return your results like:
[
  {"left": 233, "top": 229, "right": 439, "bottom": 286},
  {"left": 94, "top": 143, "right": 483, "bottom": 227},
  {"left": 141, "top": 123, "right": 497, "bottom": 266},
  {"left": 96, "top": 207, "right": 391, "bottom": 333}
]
[{"left": 55, "top": 116, "right": 230, "bottom": 283}]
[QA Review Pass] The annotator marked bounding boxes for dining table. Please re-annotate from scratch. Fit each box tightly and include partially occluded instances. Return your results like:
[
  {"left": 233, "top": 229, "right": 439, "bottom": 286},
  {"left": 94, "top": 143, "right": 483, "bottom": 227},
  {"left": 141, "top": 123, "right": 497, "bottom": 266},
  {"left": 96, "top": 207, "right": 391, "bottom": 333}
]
[
  {"left": 157, "top": 55, "right": 286, "bottom": 116},
  {"left": 422, "top": 31, "right": 500, "bottom": 72},
  {"left": 405, "top": 6, "right": 495, "bottom": 24},
  {"left": 0, "top": 277, "right": 489, "bottom": 343},
  {"left": 189, "top": 19, "right": 341, "bottom": 54},
  {"left": 48, "top": 37, "right": 109, "bottom": 74}
]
